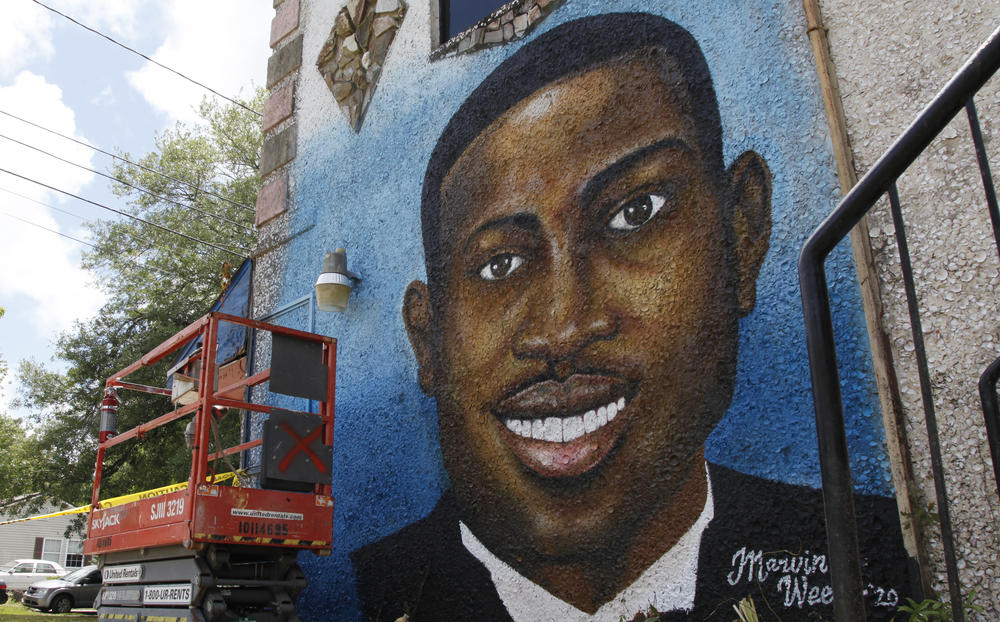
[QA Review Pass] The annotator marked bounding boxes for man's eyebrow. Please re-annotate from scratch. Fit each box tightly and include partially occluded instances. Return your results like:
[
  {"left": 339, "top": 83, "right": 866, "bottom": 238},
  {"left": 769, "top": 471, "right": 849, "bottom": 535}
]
[
  {"left": 462, "top": 213, "right": 541, "bottom": 253},
  {"left": 580, "top": 138, "right": 692, "bottom": 207}
]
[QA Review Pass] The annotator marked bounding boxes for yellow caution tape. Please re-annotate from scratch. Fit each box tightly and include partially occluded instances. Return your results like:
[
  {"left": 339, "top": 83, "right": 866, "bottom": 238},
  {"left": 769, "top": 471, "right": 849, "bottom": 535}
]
[
  {"left": 0, "top": 471, "right": 245, "bottom": 526},
  {"left": 0, "top": 506, "right": 84, "bottom": 526},
  {"left": 98, "top": 481, "right": 190, "bottom": 509}
]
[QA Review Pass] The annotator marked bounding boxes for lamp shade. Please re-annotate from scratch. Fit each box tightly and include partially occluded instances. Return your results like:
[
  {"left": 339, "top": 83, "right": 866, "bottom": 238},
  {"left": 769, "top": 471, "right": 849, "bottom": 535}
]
[{"left": 315, "top": 249, "right": 359, "bottom": 312}]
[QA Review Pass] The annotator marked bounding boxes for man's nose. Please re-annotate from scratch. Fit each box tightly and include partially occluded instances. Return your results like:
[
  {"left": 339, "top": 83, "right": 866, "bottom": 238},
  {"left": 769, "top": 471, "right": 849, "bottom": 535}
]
[{"left": 511, "top": 260, "right": 617, "bottom": 364}]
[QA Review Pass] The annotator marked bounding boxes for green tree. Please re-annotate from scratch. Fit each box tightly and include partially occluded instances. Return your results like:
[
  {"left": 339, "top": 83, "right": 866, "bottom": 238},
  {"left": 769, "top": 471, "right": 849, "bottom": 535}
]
[
  {"left": 0, "top": 413, "right": 30, "bottom": 503},
  {"left": 0, "top": 306, "right": 32, "bottom": 504},
  {"left": 16, "top": 91, "right": 263, "bottom": 508}
]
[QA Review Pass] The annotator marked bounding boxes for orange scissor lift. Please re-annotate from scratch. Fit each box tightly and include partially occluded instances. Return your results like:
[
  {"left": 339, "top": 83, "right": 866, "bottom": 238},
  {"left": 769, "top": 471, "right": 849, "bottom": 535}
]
[{"left": 83, "top": 312, "right": 336, "bottom": 622}]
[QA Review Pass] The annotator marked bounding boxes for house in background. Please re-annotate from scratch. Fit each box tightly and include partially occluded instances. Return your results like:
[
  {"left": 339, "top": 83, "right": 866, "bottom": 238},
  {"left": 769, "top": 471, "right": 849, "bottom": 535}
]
[{"left": 0, "top": 494, "right": 85, "bottom": 569}]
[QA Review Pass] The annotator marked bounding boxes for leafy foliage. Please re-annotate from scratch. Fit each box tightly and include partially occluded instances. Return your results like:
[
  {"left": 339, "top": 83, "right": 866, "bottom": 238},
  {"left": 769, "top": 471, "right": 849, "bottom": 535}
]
[
  {"left": 895, "top": 590, "right": 985, "bottom": 622},
  {"left": 0, "top": 306, "right": 32, "bottom": 505},
  {"left": 0, "top": 413, "right": 30, "bottom": 504},
  {"left": 15, "top": 92, "right": 262, "bottom": 512},
  {"left": 87, "top": 91, "right": 263, "bottom": 319}
]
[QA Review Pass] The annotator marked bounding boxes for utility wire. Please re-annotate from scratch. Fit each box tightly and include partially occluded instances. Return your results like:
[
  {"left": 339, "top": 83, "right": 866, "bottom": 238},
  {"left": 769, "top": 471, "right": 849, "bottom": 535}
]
[
  {"left": 0, "top": 185, "right": 87, "bottom": 221},
  {"left": 0, "top": 132, "right": 253, "bottom": 236},
  {"left": 31, "top": 0, "right": 261, "bottom": 119},
  {"left": 0, "top": 108, "right": 257, "bottom": 214},
  {"left": 1, "top": 211, "right": 96, "bottom": 247},
  {"left": 0, "top": 167, "right": 246, "bottom": 259}
]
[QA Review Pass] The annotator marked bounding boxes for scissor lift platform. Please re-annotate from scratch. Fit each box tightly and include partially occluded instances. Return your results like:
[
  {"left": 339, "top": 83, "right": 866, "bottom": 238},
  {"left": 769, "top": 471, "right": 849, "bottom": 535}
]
[{"left": 83, "top": 312, "right": 336, "bottom": 621}]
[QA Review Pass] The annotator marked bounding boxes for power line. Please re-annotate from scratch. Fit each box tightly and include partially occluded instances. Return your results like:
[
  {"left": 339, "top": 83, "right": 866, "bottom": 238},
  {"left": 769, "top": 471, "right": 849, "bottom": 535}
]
[
  {"left": 0, "top": 132, "right": 253, "bottom": 235},
  {"left": 31, "top": 0, "right": 261, "bottom": 119},
  {"left": 1, "top": 211, "right": 96, "bottom": 247},
  {"left": 0, "top": 186, "right": 87, "bottom": 221},
  {"left": 0, "top": 133, "right": 253, "bottom": 235},
  {"left": 0, "top": 187, "right": 206, "bottom": 275},
  {"left": 0, "top": 167, "right": 246, "bottom": 259},
  {"left": 0, "top": 108, "right": 256, "bottom": 214}
]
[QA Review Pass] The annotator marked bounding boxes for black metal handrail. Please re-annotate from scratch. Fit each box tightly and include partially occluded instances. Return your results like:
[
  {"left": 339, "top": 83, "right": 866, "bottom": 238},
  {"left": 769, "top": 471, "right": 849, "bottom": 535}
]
[
  {"left": 799, "top": 25, "right": 1000, "bottom": 622},
  {"left": 979, "top": 357, "right": 1000, "bottom": 502}
]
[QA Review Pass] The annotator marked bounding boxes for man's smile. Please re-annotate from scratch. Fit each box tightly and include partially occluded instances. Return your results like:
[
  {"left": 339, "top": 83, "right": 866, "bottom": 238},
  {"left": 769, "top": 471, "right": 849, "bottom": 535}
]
[
  {"left": 493, "top": 373, "right": 633, "bottom": 478},
  {"left": 502, "top": 396, "right": 626, "bottom": 442}
]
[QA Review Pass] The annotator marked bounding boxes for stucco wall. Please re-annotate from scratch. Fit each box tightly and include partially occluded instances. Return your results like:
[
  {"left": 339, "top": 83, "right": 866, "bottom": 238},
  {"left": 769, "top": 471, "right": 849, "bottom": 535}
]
[
  {"left": 254, "top": 1, "right": 920, "bottom": 619},
  {"left": 820, "top": 1, "right": 1000, "bottom": 616}
]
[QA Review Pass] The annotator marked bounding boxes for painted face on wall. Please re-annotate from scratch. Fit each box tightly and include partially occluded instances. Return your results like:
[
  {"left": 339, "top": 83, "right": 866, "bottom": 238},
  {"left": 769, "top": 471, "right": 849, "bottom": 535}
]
[{"left": 404, "top": 48, "right": 772, "bottom": 582}]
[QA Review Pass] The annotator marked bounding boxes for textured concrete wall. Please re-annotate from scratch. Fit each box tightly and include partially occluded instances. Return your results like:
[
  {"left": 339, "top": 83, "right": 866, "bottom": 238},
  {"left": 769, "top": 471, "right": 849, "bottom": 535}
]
[
  {"left": 821, "top": 0, "right": 1000, "bottom": 616},
  {"left": 258, "top": 0, "right": 920, "bottom": 618}
]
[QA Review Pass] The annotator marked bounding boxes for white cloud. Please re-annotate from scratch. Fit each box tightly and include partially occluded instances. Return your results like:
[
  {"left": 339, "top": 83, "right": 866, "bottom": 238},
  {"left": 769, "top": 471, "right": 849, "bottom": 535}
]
[
  {"left": 0, "top": 71, "right": 106, "bottom": 334},
  {"left": 60, "top": 0, "right": 142, "bottom": 40},
  {"left": 91, "top": 85, "right": 116, "bottom": 106},
  {"left": 0, "top": 0, "right": 142, "bottom": 79},
  {"left": 127, "top": 0, "right": 272, "bottom": 125},
  {"left": 0, "top": 1, "right": 56, "bottom": 77}
]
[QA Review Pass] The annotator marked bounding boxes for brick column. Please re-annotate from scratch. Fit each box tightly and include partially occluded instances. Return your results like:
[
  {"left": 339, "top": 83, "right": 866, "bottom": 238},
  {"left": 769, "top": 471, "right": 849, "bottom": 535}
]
[{"left": 257, "top": 0, "right": 303, "bottom": 227}]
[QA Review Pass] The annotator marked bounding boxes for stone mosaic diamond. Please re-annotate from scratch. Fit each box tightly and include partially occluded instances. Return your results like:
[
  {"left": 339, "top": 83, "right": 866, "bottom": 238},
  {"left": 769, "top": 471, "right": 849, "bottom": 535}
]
[{"left": 316, "top": 0, "right": 407, "bottom": 132}]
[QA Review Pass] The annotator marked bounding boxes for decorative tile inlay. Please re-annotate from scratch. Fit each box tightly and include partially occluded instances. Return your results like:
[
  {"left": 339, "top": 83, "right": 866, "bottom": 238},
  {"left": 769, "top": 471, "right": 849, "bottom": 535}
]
[
  {"left": 316, "top": 0, "right": 407, "bottom": 132},
  {"left": 431, "top": 0, "right": 564, "bottom": 60}
]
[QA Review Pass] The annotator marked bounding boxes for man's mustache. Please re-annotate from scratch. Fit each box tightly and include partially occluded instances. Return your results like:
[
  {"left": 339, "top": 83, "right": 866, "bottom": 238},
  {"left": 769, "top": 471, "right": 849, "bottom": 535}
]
[{"left": 493, "top": 373, "right": 633, "bottom": 419}]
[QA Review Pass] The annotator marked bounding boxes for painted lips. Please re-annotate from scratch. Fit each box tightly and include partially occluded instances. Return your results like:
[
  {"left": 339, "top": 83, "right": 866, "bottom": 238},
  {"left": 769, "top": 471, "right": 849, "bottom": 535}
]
[{"left": 493, "top": 374, "right": 631, "bottom": 478}]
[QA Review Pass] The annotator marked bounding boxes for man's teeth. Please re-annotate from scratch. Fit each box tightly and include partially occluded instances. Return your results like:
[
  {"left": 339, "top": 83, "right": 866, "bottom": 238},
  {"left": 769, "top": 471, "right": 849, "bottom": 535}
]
[{"left": 504, "top": 397, "right": 626, "bottom": 443}]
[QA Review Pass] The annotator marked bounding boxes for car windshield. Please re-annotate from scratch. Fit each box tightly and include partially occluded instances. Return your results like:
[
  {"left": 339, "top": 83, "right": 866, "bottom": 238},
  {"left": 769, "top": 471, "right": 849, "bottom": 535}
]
[
  {"left": 61, "top": 567, "right": 92, "bottom": 583},
  {"left": 0, "top": 561, "right": 15, "bottom": 572}
]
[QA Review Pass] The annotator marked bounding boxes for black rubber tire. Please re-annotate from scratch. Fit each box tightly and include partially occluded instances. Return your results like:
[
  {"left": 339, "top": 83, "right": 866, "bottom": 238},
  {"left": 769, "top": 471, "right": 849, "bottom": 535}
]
[
  {"left": 51, "top": 594, "right": 73, "bottom": 614},
  {"left": 0, "top": 590, "right": 7, "bottom": 605}
]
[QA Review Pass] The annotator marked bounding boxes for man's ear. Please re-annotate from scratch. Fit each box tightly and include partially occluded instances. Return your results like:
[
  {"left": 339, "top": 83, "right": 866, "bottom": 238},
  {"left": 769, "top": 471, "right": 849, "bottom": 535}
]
[
  {"left": 727, "top": 151, "right": 772, "bottom": 316},
  {"left": 403, "top": 280, "right": 437, "bottom": 395}
]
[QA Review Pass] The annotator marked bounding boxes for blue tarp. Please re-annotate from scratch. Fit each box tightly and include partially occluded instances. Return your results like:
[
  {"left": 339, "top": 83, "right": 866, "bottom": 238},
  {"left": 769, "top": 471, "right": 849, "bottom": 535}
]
[{"left": 170, "top": 258, "right": 253, "bottom": 372}]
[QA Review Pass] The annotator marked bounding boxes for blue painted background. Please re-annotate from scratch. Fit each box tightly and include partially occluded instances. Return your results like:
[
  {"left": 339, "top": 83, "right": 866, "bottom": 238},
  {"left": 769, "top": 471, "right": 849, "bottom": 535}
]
[{"left": 273, "top": 2, "right": 894, "bottom": 618}]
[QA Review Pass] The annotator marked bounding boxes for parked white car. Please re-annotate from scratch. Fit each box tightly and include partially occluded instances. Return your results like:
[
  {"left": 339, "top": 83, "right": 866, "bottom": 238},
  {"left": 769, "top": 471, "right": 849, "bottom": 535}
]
[{"left": 0, "top": 559, "right": 67, "bottom": 594}]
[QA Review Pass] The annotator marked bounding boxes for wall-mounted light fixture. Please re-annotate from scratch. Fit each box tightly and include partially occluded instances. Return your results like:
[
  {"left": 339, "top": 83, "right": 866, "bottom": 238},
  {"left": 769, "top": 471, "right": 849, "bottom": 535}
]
[{"left": 315, "top": 248, "right": 362, "bottom": 312}]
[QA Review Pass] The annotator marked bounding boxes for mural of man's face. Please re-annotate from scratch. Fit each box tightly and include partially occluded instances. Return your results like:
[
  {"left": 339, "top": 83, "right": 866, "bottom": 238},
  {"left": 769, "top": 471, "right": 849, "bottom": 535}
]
[{"left": 404, "top": 50, "right": 771, "bottom": 583}]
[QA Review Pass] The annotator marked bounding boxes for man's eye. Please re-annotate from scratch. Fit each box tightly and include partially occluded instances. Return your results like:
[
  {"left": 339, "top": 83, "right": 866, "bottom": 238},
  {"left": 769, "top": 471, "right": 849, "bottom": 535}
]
[
  {"left": 478, "top": 253, "right": 524, "bottom": 281},
  {"left": 607, "top": 193, "right": 667, "bottom": 231}
]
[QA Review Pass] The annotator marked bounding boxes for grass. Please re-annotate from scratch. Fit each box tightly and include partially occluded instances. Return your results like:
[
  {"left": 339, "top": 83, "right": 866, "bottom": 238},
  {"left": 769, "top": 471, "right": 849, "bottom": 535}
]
[
  {"left": 733, "top": 596, "right": 760, "bottom": 622},
  {"left": 0, "top": 600, "right": 94, "bottom": 620}
]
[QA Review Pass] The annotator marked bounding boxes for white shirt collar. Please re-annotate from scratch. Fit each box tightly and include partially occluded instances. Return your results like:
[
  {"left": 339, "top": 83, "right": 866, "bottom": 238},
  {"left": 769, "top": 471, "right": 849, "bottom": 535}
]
[{"left": 460, "top": 466, "right": 714, "bottom": 622}]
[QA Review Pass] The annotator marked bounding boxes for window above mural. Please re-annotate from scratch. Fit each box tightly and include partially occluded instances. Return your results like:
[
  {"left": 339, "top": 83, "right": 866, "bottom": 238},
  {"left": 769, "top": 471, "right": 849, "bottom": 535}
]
[
  {"left": 439, "top": 0, "right": 510, "bottom": 41},
  {"left": 433, "top": 0, "right": 565, "bottom": 59}
]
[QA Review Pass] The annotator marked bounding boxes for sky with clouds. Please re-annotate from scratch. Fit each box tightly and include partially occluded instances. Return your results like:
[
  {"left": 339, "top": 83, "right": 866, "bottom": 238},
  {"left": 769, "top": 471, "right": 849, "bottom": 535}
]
[{"left": 0, "top": 0, "right": 272, "bottom": 416}]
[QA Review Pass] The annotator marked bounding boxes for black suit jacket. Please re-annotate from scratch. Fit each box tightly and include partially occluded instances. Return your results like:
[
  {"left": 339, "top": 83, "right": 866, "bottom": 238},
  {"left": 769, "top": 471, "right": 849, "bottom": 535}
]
[{"left": 352, "top": 463, "right": 915, "bottom": 621}]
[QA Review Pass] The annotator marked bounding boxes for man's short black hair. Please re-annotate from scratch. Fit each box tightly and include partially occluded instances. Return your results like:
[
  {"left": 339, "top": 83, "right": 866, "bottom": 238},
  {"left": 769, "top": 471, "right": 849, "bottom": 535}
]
[{"left": 420, "top": 12, "right": 724, "bottom": 300}]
